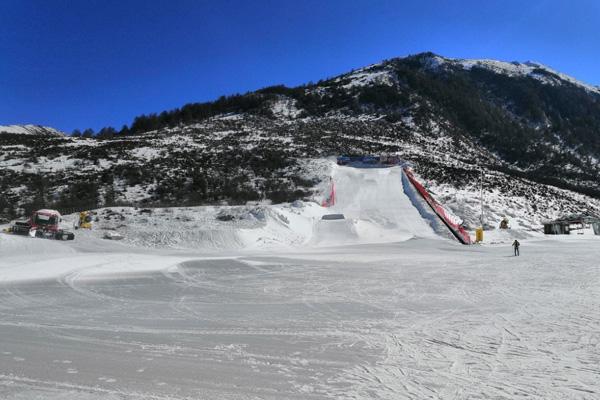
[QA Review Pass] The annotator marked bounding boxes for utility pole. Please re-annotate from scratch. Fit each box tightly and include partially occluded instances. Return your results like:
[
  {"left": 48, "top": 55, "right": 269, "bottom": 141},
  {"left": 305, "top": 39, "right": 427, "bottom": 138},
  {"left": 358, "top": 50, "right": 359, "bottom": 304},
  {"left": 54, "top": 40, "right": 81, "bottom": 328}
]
[
  {"left": 480, "top": 168, "right": 484, "bottom": 228},
  {"left": 475, "top": 168, "right": 485, "bottom": 243}
]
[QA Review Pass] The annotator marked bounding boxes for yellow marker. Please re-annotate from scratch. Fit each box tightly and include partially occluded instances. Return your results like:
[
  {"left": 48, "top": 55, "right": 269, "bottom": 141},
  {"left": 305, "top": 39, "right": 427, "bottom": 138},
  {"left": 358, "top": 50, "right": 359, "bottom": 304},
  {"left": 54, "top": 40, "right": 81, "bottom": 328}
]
[
  {"left": 78, "top": 211, "right": 93, "bottom": 229},
  {"left": 475, "top": 227, "right": 484, "bottom": 243}
]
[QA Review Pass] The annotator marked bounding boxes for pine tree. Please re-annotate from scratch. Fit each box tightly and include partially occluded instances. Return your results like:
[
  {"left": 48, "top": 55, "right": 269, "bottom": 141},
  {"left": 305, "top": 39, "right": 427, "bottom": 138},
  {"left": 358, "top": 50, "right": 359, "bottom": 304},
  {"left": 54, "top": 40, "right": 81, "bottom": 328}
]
[{"left": 82, "top": 128, "right": 94, "bottom": 138}]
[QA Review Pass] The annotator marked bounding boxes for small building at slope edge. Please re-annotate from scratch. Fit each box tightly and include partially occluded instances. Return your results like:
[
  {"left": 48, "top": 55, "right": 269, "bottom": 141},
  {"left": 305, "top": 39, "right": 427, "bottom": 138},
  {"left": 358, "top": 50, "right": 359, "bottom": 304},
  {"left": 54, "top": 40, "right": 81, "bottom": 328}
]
[{"left": 543, "top": 214, "right": 600, "bottom": 235}]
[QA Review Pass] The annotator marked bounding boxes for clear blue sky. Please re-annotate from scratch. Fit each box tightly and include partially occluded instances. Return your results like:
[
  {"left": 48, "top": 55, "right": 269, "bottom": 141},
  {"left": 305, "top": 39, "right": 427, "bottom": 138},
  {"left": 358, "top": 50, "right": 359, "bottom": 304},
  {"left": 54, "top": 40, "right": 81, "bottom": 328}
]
[{"left": 1, "top": 0, "right": 598, "bottom": 133}]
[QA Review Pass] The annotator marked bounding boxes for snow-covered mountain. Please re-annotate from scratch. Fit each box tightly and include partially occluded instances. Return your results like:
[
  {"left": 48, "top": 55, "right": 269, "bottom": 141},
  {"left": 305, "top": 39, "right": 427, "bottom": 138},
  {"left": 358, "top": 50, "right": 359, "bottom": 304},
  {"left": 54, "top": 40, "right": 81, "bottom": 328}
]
[
  {"left": 2, "top": 52, "right": 600, "bottom": 229},
  {"left": 0, "top": 124, "right": 65, "bottom": 136},
  {"left": 422, "top": 54, "right": 600, "bottom": 95}
]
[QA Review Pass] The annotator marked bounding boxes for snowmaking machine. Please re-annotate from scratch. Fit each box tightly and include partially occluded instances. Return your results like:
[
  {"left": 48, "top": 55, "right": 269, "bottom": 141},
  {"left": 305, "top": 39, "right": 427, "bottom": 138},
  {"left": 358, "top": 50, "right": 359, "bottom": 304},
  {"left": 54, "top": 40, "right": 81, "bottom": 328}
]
[
  {"left": 6, "top": 209, "right": 75, "bottom": 240},
  {"left": 76, "top": 211, "right": 93, "bottom": 229}
]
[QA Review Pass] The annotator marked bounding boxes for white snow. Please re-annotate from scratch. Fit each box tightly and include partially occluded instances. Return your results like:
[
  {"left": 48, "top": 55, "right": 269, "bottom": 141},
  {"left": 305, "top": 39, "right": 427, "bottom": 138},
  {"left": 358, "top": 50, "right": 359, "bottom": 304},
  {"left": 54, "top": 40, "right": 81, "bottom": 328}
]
[
  {"left": 313, "top": 165, "right": 438, "bottom": 245},
  {"left": 339, "top": 68, "right": 396, "bottom": 89},
  {"left": 427, "top": 55, "right": 600, "bottom": 95},
  {"left": 128, "top": 147, "right": 162, "bottom": 160},
  {"left": 1, "top": 162, "right": 600, "bottom": 399},
  {"left": 270, "top": 97, "right": 302, "bottom": 118},
  {"left": 20, "top": 164, "right": 443, "bottom": 254},
  {"left": 0, "top": 124, "right": 65, "bottom": 136}
]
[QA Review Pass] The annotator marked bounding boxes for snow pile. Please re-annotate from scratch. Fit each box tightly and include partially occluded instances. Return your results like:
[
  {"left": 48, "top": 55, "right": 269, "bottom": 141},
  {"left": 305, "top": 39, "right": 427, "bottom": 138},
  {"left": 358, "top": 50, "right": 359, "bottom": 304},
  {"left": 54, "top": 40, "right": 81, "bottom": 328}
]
[
  {"left": 480, "top": 228, "right": 537, "bottom": 244},
  {"left": 0, "top": 231, "right": 189, "bottom": 282},
  {"left": 0, "top": 231, "right": 76, "bottom": 261},
  {"left": 75, "top": 202, "right": 325, "bottom": 251}
]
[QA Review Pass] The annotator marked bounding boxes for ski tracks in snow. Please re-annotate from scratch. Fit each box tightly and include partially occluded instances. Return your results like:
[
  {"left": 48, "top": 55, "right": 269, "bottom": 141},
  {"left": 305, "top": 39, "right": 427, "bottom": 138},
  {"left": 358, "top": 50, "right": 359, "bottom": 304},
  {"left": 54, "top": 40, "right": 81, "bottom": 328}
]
[
  {"left": 325, "top": 244, "right": 600, "bottom": 399},
  {"left": 1, "top": 240, "right": 599, "bottom": 399}
]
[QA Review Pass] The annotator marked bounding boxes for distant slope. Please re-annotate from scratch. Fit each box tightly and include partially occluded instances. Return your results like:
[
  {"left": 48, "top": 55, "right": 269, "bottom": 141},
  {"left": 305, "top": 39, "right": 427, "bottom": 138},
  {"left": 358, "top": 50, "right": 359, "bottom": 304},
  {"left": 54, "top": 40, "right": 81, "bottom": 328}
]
[{"left": 0, "top": 124, "right": 65, "bottom": 136}]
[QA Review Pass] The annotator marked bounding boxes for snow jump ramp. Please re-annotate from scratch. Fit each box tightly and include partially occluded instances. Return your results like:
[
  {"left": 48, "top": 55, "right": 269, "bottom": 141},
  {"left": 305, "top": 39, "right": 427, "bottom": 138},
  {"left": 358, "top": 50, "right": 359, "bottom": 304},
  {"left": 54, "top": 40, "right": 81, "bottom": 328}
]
[{"left": 312, "top": 165, "right": 463, "bottom": 246}]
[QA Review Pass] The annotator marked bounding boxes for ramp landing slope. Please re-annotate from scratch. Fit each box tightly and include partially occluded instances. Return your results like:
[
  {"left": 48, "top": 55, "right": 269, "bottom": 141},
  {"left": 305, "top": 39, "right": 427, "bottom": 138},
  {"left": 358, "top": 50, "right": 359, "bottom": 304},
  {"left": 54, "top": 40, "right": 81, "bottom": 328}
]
[{"left": 313, "top": 166, "right": 441, "bottom": 245}]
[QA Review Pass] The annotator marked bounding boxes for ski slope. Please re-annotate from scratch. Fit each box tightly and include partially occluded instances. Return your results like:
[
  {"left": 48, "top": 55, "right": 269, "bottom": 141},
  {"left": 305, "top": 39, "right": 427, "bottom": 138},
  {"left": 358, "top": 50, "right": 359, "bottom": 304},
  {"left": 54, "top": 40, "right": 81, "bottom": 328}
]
[
  {"left": 312, "top": 166, "right": 439, "bottom": 246},
  {"left": 1, "top": 234, "right": 599, "bottom": 399},
  {"left": 1, "top": 164, "right": 599, "bottom": 399}
]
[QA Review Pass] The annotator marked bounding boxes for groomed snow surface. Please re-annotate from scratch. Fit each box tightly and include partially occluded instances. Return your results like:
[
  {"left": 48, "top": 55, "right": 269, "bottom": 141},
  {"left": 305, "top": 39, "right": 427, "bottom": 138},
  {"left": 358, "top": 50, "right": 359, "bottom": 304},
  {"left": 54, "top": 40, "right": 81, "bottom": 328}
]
[{"left": 1, "top": 165, "right": 599, "bottom": 399}]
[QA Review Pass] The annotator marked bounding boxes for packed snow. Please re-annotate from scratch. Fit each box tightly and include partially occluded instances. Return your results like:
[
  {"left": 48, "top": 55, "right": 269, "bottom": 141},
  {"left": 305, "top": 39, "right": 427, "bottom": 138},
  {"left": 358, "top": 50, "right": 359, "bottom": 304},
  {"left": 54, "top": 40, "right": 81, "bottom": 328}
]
[{"left": 1, "top": 164, "right": 599, "bottom": 399}]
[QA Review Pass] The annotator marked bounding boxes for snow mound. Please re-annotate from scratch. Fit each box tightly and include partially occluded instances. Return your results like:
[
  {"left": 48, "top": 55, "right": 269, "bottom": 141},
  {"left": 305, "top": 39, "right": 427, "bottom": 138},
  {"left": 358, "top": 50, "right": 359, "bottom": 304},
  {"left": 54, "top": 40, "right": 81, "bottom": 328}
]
[
  {"left": 0, "top": 231, "right": 76, "bottom": 260},
  {"left": 481, "top": 228, "right": 537, "bottom": 244},
  {"left": 70, "top": 203, "right": 324, "bottom": 251}
]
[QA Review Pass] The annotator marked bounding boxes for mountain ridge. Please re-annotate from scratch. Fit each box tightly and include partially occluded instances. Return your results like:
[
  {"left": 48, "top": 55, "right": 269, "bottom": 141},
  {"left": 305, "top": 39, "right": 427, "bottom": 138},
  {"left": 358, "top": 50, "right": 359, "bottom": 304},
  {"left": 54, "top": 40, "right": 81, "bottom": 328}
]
[{"left": 0, "top": 124, "right": 65, "bottom": 136}]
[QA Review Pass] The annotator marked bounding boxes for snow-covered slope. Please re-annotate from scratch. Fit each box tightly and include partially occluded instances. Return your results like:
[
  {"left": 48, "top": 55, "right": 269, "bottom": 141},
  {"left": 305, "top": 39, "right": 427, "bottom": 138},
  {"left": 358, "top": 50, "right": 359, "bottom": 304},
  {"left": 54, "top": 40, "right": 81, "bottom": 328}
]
[
  {"left": 313, "top": 165, "right": 438, "bottom": 245},
  {"left": 1, "top": 215, "right": 599, "bottom": 399},
  {"left": 0, "top": 124, "right": 65, "bottom": 136},
  {"left": 424, "top": 54, "right": 600, "bottom": 95},
  {"left": 2, "top": 52, "right": 600, "bottom": 232},
  {"left": 2, "top": 116, "right": 599, "bottom": 233}
]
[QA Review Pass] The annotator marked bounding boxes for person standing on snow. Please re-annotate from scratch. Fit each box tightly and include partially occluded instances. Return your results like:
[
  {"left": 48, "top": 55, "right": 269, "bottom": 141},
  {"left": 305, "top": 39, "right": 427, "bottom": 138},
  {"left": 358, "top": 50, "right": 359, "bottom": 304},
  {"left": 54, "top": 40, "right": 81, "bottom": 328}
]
[{"left": 512, "top": 240, "right": 520, "bottom": 256}]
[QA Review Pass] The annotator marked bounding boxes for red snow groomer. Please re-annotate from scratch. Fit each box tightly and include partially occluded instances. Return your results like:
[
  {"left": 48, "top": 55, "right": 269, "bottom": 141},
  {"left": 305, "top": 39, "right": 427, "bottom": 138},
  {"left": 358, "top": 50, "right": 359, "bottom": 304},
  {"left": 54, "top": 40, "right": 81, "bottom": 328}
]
[{"left": 8, "top": 209, "right": 75, "bottom": 240}]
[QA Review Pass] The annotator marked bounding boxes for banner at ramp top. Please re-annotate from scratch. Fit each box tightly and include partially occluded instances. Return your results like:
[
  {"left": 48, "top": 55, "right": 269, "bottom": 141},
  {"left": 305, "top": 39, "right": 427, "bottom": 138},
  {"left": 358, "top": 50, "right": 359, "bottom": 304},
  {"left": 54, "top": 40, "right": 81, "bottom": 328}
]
[{"left": 336, "top": 155, "right": 404, "bottom": 168}]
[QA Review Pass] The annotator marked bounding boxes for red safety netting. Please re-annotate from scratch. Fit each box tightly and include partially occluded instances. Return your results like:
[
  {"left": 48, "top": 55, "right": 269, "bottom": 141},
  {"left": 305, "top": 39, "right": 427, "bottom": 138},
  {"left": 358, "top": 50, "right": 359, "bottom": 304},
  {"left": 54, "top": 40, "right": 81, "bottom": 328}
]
[{"left": 403, "top": 168, "right": 472, "bottom": 245}]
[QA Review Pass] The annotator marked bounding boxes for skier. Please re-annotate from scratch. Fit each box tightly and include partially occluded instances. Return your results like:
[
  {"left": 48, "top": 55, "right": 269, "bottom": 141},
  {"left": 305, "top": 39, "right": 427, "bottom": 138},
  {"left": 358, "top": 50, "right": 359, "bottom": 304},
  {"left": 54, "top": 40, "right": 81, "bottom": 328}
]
[{"left": 512, "top": 240, "right": 520, "bottom": 256}]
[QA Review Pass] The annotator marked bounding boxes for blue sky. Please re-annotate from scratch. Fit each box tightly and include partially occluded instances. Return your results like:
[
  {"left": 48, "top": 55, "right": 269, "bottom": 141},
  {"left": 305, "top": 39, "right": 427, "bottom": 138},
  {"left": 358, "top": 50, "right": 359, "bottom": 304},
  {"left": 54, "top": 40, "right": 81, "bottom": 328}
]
[{"left": 1, "top": 0, "right": 598, "bottom": 132}]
